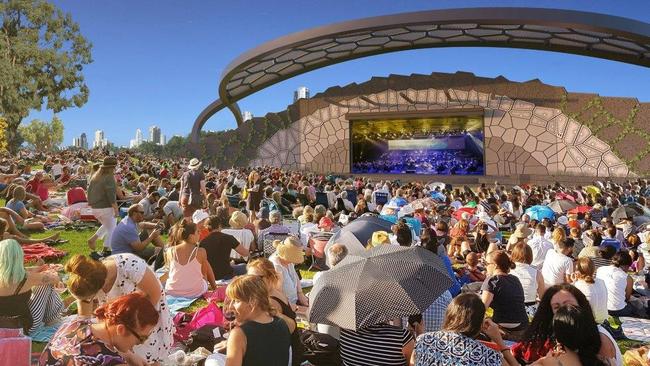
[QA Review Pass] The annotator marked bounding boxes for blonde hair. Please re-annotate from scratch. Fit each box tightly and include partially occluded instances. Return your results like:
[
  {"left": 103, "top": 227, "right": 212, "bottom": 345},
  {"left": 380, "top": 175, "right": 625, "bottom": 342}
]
[
  {"left": 247, "top": 258, "right": 280, "bottom": 289},
  {"left": 226, "top": 275, "right": 274, "bottom": 314},
  {"left": 229, "top": 211, "right": 248, "bottom": 229},
  {"left": 575, "top": 257, "right": 595, "bottom": 284},
  {"left": 65, "top": 254, "right": 108, "bottom": 298},
  {"left": 552, "top": 227, "right": 566, "bottom": 245},
  {"left": 12, "top": 185, "right": 26, "bottom": 201}
]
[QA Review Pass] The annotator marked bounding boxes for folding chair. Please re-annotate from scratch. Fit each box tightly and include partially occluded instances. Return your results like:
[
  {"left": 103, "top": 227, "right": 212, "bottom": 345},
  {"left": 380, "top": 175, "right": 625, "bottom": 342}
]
[
  {"left": 346, "top": 189, "right": 358, "bottom": 206},
  {"left": 262, "top": 232, "right": 291, "bottom": 257},
  {"left": 374, "top": 192, "right": 389, "bottom": 206},
  {"left": 315, "top": 192, "right": 329, "bottom": 208},
  {"left": 308, "top": 237, "right": 329, "bottom": 271}
]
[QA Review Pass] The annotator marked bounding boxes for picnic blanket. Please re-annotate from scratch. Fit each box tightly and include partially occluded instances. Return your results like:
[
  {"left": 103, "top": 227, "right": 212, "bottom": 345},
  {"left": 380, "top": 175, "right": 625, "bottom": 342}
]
[
  {"left": 22, "top": 244, "right": 66, "bottom": 263},
  {"left": 620, "top": 316, "right": 650, "bottom": 342},
  {"left": 167, "top": 295, "right": 201, "bottom": 315}
]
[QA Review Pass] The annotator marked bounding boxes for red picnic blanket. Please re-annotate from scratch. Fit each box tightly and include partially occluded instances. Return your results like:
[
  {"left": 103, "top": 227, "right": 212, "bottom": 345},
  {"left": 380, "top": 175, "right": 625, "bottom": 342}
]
[{"left": 22, "top": 244, "right": 66, "bottom": 263}]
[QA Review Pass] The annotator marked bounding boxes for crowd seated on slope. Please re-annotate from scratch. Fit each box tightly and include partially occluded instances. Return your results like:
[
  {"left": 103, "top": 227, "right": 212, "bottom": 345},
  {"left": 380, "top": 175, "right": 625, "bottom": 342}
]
[{"left": 1, "top": 148, "right": 650, "bottom": 365}]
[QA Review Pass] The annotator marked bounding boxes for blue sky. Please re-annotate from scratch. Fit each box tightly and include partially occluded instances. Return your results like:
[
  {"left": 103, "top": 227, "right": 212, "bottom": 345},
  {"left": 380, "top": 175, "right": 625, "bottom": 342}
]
[{"left": 27, "top": 0, "right": 650, "bottom": 147}]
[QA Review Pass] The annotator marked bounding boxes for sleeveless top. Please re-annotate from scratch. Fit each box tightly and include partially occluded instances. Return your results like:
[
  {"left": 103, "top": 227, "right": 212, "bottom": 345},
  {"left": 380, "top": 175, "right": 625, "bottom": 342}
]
[
  {"left": 240, "top": 317, "right": 291, "bottom": 366},
  {"left": 271, "top": 295, "right": 303, "bottom": 366},
  {"left": 511, "top": 263, "right": 539, "bottom": 303},
  {"left": 165, "top": 246, "right": 208, "bottom": 298},
  {"left": 0, "top": 276, "right": 32, "bottom": 334}
]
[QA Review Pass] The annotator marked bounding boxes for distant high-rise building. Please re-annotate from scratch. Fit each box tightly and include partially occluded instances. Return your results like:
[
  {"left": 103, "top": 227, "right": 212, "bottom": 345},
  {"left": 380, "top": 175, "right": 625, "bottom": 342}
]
[
  {"left": 93, "top": 130, "right": 105, "bottom": 148},
  {"left": 293, "top": 86, "right": 309, "bottom": 102},
  {"left": 72, "top": 137, "right": 79, "bottom": 148},
  {"left": 135, "top": 129, "right": 143, "bottom": 146},
  {"left": 242, "top": 111, "right": 253, "bottom": 122},
  {"left": 161, "top": 134, "right": 167, "bottom": 146},
  {"left": 80, "top": 133, "right": 88, "bottom": 150},
  {"left": 149, "top": 125, "right": 161, "bottom": 145}
]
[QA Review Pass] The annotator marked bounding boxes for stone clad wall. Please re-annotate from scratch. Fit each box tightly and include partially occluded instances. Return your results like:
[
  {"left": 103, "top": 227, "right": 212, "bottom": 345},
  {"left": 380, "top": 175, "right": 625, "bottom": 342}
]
[{"left": 249, "top": 88, "right": 633, "bottom": 177}]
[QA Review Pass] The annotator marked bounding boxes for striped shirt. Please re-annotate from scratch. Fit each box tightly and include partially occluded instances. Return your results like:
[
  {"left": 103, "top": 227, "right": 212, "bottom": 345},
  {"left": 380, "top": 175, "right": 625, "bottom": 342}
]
[{"left": 340, "top": 324, "right": 413, "bottom": 366}]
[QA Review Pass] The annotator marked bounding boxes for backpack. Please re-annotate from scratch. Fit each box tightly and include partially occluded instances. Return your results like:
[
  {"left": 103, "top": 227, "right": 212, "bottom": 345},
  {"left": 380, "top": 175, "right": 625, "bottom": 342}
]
[{"left": 300, "top": 330, "right": 341, "bottom": 366}]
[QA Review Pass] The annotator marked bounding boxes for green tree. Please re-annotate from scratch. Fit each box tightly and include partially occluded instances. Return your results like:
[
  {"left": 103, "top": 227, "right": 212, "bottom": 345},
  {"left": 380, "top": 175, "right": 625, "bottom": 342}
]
[
  {"left": 138, "top": 141, "right": 163, "bottom": 155},
  {"left": 0, "top": 116, "right": 8, "bottom": 152},
  {"left": 0, "top": 0, "right": 92, "bottom": 152},
  {"left": 163, "top": 135, "right": 188, "bottom": 157},
  {"left": 18, "top": 115, "right": 64, "bottom": 151}
]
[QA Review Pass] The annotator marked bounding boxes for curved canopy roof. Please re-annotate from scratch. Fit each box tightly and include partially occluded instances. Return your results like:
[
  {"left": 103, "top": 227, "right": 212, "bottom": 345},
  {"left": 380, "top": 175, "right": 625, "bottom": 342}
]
[{"left": 191, "top": 7, "right": 650, "bottom": 143}]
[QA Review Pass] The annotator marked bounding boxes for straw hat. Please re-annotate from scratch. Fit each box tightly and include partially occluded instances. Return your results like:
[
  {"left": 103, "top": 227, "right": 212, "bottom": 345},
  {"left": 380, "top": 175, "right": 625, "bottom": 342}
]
[
  {"left": 369, "top": 231, "right": 390, "bottom": 248},
  {"left": 273, "top": 238, "right": 304, "bottom": 264},
  {"left": 187, "top": 158, "right": 202, "bottom": 170},
  {"left": 229, "top": 211, "right": 248, "bottom": 229},
  {"left": 513, "top": 223, "right": 532, "bottom": 239}
]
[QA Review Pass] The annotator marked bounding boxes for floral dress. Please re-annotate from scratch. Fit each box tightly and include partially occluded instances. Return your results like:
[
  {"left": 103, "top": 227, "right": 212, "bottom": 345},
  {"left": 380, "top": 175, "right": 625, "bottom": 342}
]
[
  {"left": 39, "top": 319, "right": 124, "bottom": 365},
  {"left": 414, "top": 331, "right": 501, "bottom": 366},
  {"left": 95, "top": 253, "right": 173, "bottom": 363}
]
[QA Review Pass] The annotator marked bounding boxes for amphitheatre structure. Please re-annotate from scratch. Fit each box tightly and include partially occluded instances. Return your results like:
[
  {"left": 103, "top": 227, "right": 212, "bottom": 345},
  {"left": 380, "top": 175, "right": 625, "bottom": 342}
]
[{"left": 191, "top": 8, "right": 650, "bottom": 184}]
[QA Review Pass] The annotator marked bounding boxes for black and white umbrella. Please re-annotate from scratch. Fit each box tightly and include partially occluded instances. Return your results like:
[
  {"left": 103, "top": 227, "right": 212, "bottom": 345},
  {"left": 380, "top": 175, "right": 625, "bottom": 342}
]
[
  {"left": 612, "top": 203, "right": 650, "bottom": 224},
  {"left": 308, "top": 245, "right": 453, "bottom": 330},
  {"left": 547, "top": 199, "right": 578, "bottom": 214},
  {"left": 324, "top": 215, "right": 393, "bottom": 259}
]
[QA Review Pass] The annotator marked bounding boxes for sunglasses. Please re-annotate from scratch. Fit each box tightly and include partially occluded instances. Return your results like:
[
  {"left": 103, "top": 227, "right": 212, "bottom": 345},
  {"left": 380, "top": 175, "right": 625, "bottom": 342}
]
[{"left": 124, "top": 324, "right": 149, "bottom": 345}]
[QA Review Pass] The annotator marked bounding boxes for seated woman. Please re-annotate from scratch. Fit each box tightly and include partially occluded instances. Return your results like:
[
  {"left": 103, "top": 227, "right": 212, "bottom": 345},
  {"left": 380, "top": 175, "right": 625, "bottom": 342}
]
[
  {"left": 0, "top": 217, "right": 59, "bottom": 244},
  {"left": 269, "top": 236, "right": 308, "bottom": 307},
  {"left": 0, "top": 239, "right": 64, "bottom": 335},
  {"left": 510, "top": 243, "right": 545, "bottom": 318},
  {"left": 216, "top": 275, "right": 291, "bottom": 366},
  {"left": 65, "top": 253, "right": 173, "bottom": 365},
  {"left": 221, "top": 211, "right": 255, "bottom": 261},
  {"left": 5, "top": 186, "right": 47, "bottom": 231},
  {"left": 39, "top": 293, "right": 159, "bottom": 366},
  {"left": 200, "top": 213, "right": 250, "bottom": 280},
  {"left": 596, "top": 251, "right": 635, "bottom": 317},
  {"left": 411, "top": 293, "right": 519, "bottom": 366},
  {"left": 532, "top": 305, "right": 608, "bottom": 366},
  {"left": 164, "top": 220, "right": 217, "bottom": 298},
  {"left": 481, "top": 250, "right": 529, "bottom": 341},
  {"left": 573, "top": 257, "right": 608, "bottom": 324},
  {"left": 247, "top": 258, "right": 302, "bottom": 366},
  {"left": 512, "top": 284, "right": 622, "bottom": 365}
]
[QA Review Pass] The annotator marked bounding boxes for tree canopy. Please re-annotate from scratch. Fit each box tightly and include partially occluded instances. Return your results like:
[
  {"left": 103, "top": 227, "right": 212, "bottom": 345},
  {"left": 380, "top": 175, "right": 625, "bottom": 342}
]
[
  {"left": 19, "top": 115, "right": 64, "bottom": 151},
  {"left": 0, "top": 0, "right": 92, "bottom": 152}
]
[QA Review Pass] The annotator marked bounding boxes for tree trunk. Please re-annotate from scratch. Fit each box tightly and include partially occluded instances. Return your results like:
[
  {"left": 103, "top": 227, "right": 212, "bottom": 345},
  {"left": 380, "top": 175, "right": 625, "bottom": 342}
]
[{"left": 5, "top": 117, "right": 23, "bottom": 154}]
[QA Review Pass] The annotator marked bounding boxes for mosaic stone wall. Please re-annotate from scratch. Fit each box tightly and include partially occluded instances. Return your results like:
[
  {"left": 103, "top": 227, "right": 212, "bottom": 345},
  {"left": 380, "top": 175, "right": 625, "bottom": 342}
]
[{"left": 249, "top": 88, "right": 633, "bottom": 177}]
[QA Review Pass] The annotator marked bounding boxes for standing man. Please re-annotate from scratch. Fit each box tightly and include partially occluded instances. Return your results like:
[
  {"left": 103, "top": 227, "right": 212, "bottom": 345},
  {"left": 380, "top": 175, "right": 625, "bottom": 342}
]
[{"left": 180, "top": 158, "right": 206, "bottom": 219}]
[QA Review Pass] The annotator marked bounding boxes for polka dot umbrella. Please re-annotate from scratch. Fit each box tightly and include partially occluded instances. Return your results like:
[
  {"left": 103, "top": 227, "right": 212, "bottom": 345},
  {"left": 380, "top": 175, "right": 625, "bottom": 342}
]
[{"left": 308, "top": 245, "right": 454, "bottom": 331}]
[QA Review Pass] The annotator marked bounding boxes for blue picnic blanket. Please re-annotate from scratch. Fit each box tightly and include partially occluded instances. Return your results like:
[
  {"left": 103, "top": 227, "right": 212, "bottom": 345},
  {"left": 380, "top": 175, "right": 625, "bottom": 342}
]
[{"left": 166, "top": 295, "right": 201, "bottom": 315}]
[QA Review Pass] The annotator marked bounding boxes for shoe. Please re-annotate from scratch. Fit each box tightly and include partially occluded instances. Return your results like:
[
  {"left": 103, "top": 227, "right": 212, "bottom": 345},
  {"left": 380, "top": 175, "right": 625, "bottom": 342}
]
[{"left": 89, "top": 252, "right": 103, "bottom": 261}]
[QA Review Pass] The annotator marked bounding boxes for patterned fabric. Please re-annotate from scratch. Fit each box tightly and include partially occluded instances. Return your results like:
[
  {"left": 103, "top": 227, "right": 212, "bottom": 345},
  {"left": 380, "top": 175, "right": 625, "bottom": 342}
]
[
  {"left": 414, "top": 331, "right": 501, "bottom": 366},
  {"left": 39, "top": 319, "right": 125, "bottom": 366},
  {"left": 96, "top": 254, "right": 173, "bottom": 363},
  {"left": 423, "top": 291, "right": 452, "bottom": 333}
]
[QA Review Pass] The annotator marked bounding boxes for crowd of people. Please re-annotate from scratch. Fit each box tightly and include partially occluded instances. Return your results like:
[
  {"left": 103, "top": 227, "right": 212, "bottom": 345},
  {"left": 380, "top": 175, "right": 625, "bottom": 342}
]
[{"left": 0, "top": 148, "right": 649, "bottom": 365}]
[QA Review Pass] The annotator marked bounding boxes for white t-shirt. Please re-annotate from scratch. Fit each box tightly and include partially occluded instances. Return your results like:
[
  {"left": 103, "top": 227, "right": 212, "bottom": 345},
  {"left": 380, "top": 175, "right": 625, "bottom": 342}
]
[
  {"left": 528, "top": 235, "right": 554, "bottom": 269},
  {"left": 162, "top": 201, "right": 183, "bottom": 220},
  {"left": 511, "top": 263, "right": 539, "bottom": 303},
  {"left": 574, "top": 278, "right": 609, "bottom": 323},
  {"left": 221, "top": 228, "right": 254, "bottom": 259},
  {"left": 51, "top": 163, "right": 63, "bottom": 177},
  {"left": 596, "top": 265, "right": 628, "bottom": 311},
  {"left": 541, "top": 250, "right": 573, "bottom": 288}
]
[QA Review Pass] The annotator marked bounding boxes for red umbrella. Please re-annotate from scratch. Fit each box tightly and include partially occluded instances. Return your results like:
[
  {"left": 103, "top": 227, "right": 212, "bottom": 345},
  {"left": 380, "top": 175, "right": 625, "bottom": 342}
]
[
  {"left": 555, "top": 192, "right": 575, "bottom": 202},
  {"left": 568, "top": 205, "right": 592, "bottom": 214},
  {"left": 452, "top": 207, "right": 476, "bottom": 221}
]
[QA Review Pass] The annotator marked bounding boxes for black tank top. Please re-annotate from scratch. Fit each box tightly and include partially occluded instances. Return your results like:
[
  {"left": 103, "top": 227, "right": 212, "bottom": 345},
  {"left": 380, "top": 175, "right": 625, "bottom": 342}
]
[
  {"left": 271, "top": 295, "right": 304, "bottom": 366},
  {"left": 0, "top": 276, "right": 32, "bottom": 334},
  {"left": 240, "top": 316, "right": 291, "bottom": 366}
]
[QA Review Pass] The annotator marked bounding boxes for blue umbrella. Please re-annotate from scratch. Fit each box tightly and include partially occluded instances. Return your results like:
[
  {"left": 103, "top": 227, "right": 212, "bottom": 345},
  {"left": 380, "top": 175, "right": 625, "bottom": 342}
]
[
  {"left": 525, "top": 205, "right": 555, "bottom": 221},
  {"left": 430, "top": 191, "right": 445, "bottom": 201}
]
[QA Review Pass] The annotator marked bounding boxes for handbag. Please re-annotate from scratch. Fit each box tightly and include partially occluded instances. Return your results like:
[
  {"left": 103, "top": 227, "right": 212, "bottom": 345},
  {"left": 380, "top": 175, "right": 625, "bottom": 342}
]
[{"left": 300, "top": 330, "right": 341, "bottom": 366}]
